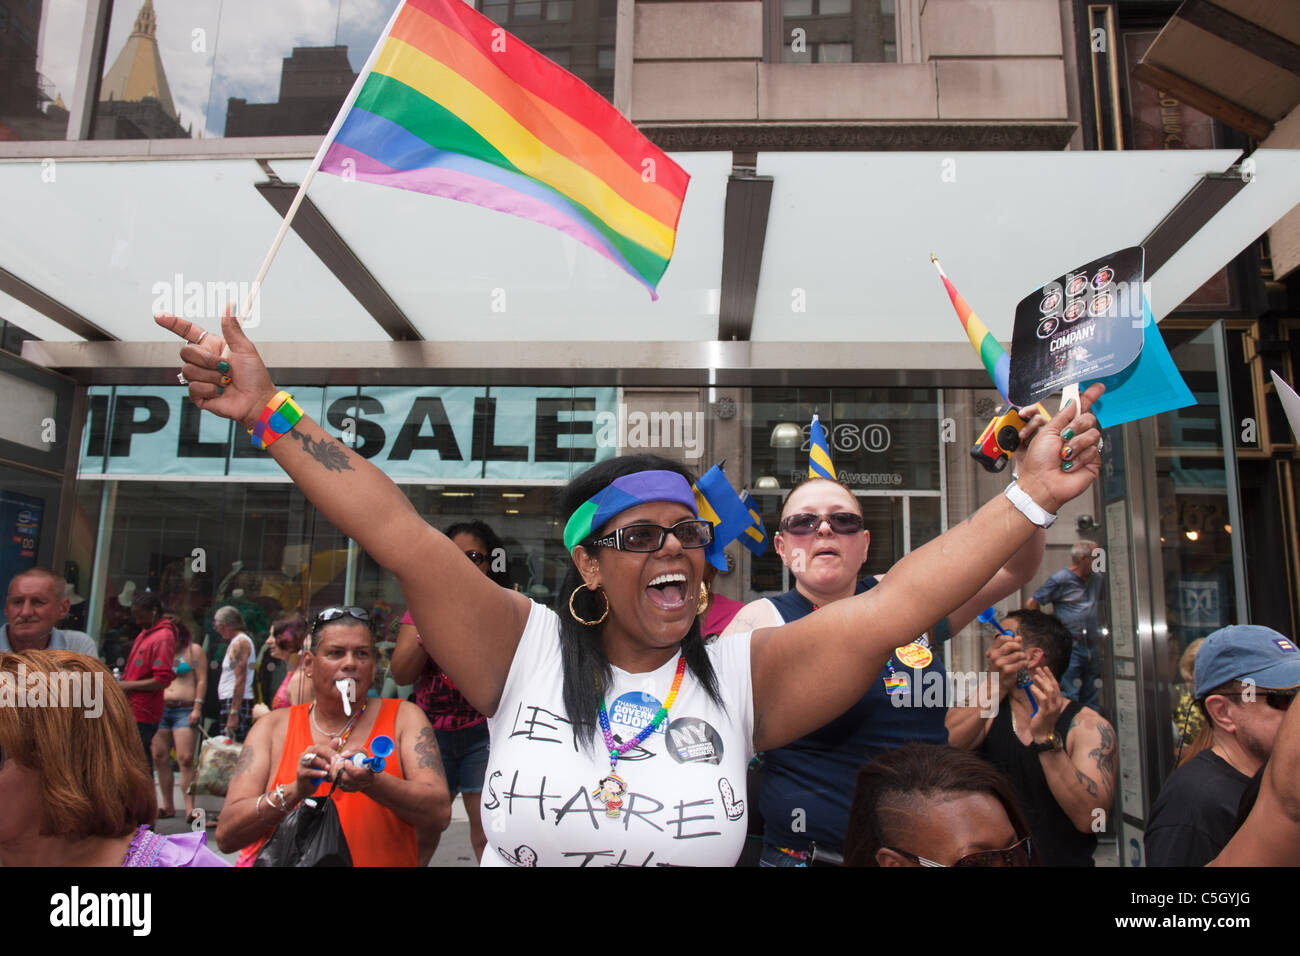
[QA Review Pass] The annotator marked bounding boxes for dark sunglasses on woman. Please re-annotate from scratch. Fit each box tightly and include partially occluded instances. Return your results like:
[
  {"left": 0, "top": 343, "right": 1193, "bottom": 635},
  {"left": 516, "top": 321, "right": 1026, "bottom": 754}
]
[
  {"left": 590, "top": 518, "right": 714, "bottom": 552},
  {"left": 779, "top": 512, "right": 865, "bottom": 536}
]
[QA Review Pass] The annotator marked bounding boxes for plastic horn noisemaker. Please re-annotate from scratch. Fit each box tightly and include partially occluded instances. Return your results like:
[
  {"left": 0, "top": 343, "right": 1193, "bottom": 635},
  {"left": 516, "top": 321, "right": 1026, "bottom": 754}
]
[
  {"left": 977, "top": 607, "right": 1012, "bottom": 635},
  {"left": 348, "top": 734, "right": 395, "bottom": 773}
]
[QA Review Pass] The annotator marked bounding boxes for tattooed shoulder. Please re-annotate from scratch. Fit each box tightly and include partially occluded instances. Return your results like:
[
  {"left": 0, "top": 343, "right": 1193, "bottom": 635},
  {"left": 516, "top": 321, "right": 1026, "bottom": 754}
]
[{"left": 414, "top": 726, "right": 446, "bottom": 779}]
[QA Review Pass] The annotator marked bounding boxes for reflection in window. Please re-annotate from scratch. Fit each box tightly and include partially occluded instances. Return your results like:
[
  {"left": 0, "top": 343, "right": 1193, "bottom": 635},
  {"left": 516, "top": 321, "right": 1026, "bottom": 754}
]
[
  {"left": 783, "top": 0, "right": 898, "bottom": 64},
  {"left": 92, "top": 0, "right": 407, "bottom": 140},
  {"left": 0, "top": 0, "right": 86, "bottom": 140},
  {"left": 476, "top": 0, "right": 616, "bottom": 101}
]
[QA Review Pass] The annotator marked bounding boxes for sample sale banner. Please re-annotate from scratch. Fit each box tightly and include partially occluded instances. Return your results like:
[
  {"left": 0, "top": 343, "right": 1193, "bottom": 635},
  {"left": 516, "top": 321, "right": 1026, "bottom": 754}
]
[
  {"left": 79, "top": 386, "right": 618, "bottom": 482},
  {"left": 1008, "top": 247, "right": 1146, "bottom": 406}
]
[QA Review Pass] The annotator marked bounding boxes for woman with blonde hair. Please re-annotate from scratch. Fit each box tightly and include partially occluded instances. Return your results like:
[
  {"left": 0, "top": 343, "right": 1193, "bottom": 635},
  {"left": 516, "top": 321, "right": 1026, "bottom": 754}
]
[{"left": 0, "top": 649, "right": 226, "bottom": 866}]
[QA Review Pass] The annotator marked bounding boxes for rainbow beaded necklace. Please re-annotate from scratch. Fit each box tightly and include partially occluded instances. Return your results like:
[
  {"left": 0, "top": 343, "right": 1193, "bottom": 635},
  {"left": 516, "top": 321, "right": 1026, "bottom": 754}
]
[{"left": 594, "top": 654, "right": 687, "bottom": 817}]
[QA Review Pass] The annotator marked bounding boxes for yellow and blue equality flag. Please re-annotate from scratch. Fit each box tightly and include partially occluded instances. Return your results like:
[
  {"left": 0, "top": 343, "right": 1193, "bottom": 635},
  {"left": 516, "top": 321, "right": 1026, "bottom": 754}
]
[
  {"left": 693, "top": 463, "right": 768, "bottom": 568},
  {"left": 808, "top": 414, "right": 837, "bottom": 480}
]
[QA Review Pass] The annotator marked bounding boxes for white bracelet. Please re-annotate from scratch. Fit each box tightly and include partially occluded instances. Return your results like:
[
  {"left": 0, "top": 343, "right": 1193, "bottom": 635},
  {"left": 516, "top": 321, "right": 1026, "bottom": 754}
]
[{"left": 1004, "top": 480, "right": 1057, "bottom": 528}]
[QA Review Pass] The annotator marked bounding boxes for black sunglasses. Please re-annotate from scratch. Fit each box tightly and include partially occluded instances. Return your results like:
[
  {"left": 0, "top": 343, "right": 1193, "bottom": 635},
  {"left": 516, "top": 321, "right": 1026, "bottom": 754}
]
[
  {"left": 590, "top": 519, "right": 714, "bottom": 553},
  {"left": 312, "top": 606, "right": 370, "bottom": 633},
  {"left": 779, "top": 512, "right": 864, "bottom": 536},
  {"left": 886, "top": 835, "right": 1032, "bottom": 868},
  {"left": 1214, "top": 688, "right": 1296, "bottom": 711}
]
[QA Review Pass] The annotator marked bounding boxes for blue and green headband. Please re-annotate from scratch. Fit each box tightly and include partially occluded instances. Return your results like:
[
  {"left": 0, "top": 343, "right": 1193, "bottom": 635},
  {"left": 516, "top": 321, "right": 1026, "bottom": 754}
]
[{"left": 562, "top": 470, "right": 698, "bottom": 552}]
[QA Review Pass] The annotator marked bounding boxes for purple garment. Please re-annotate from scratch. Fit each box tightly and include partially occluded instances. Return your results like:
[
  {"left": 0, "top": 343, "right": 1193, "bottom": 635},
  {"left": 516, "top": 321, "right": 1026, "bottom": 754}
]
[{"left": 121, "top": 825, "right": 229, "bottom": 867}]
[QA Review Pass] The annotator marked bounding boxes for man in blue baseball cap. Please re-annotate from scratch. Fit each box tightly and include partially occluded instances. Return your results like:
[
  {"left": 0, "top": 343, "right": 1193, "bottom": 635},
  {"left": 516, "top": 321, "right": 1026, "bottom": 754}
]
[{"left": 1144, "top": 625, "right": 1300, "bottom": 866}]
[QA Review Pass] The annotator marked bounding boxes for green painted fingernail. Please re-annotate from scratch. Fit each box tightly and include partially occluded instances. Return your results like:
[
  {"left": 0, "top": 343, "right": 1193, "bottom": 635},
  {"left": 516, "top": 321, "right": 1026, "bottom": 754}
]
[
  {"left": 218, "top": 361, "right": 230, "bottom": 372},
  {"left": 218, "top": 386, "right": 224, "bottom": 395},
  {"left": 1061, "top": 460, "right": 1074, "bottom": 471},
  {"left": 1062, "top": 428, "right": 1075, "bottom": 440}
]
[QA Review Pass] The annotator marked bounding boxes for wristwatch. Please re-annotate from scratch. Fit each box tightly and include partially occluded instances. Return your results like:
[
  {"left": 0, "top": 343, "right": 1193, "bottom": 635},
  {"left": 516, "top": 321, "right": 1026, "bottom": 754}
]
[{"left": 1030, "top": 732, "right": 1064, "bottom": 753}]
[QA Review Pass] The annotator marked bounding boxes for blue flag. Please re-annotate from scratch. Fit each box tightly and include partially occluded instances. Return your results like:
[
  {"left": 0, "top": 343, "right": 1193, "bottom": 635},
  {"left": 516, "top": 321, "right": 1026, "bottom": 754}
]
[{"left": 692, "top": 463, "right": 755, "bottom": 570}]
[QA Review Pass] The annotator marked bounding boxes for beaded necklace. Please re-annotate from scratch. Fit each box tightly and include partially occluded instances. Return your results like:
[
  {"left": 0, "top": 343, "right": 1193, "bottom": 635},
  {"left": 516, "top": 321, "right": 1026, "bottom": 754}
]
[
  {"left": 309, "top": 700, "right": 366, "bottom": 747},
  {"left": 593, "top": 654, "right": 687, "bottom": 818}
]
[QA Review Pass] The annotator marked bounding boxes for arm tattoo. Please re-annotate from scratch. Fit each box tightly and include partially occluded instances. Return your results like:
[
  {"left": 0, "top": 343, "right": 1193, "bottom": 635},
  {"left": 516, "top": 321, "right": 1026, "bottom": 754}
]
[
  {"left": 289, "top": 429, "right": 354, "bottom": 473},
  {"left": 1090, "top": 722, "right": 1117, "bottom": 787},
  {"left": 231, "top": 742, "right": 256, "bottom": 780},
  {"left": 1073, "top": 766, "right": 1099, "bottom": 798},
  {"left": 414, "top": 726, "right": 447, "bottom": 781}
]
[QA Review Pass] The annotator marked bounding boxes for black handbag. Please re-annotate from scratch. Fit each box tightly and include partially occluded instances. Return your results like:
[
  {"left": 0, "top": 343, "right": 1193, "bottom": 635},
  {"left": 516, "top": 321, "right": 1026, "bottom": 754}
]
[{"left": 253, "top": 779, "right": 353, "bottom": 867}]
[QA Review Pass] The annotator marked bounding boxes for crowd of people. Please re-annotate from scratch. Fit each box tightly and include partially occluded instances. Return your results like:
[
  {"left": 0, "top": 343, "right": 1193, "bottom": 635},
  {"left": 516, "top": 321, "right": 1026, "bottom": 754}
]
[{"left": 1, "top": 308, "right": 1298, "bottom": 869}]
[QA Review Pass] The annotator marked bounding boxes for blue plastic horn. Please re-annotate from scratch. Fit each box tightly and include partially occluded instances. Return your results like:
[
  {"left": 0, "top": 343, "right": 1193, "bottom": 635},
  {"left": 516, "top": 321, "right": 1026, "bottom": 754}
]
[
  {"left": 361, "top": 734, "right": 395, "bottom": 773},
  {"left": 977, "top": 607, "right": 1013, "bottom": 636}
]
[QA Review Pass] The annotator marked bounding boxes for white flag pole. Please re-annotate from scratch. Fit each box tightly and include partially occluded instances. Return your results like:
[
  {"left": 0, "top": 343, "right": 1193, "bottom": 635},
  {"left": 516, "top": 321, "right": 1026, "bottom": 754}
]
[{"left": 234, "top": 0, "right": 408, "bottom": 332}]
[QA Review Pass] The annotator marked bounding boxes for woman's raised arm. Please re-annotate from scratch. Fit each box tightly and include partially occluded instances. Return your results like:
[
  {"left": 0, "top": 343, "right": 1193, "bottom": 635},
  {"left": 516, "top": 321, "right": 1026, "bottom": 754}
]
[
  {"left": 750, "top": 384, "right": 1105, "bottom": 751},
  {"left": 156, "top": 309, "right": 531, "bottom": 715}
]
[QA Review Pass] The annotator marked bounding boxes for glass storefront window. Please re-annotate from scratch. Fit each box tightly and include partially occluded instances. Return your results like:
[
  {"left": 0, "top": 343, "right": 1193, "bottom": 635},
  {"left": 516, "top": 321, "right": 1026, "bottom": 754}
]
[
  {"left": 0, "top": 0, "right": 87, "bottom": 140},
  {"left": 747, "top": 386, "right": 942, "bottom": 594},
  {"left": 783, "top": 0, "right": 898, "bottom": 64},
  {"left": 1153, "top": 327, "right": 1239, "bottom": 657}
]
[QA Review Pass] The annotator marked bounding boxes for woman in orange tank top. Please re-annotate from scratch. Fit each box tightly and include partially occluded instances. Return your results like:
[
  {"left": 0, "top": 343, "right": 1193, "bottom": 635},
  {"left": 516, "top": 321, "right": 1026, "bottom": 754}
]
[{"left": 215, "top": 607, "right": 452, "bottom": 867}]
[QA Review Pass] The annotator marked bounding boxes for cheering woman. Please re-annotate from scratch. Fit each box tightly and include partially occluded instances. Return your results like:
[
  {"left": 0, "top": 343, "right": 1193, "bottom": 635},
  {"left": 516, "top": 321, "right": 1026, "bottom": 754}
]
[{"left": 158, "top": 309, "right": 1104, "bottom": 866}]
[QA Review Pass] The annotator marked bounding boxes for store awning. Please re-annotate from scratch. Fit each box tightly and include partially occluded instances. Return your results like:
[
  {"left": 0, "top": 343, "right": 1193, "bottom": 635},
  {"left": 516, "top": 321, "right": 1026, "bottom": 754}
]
[
  {"left": 5, "top": 147, "right": 1300, "bottom": 381},
  {"left": 1132, "top": 0, "right": 1300, "bottom": 141}
]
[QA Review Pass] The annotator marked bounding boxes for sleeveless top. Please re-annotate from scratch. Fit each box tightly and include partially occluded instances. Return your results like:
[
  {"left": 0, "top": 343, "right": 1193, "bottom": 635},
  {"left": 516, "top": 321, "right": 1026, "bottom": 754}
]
[
  {"left": 980, "top": 697, "right": 1096, "bottom": 866},
  {"left": 760, "top": 578, "right": 951, "bottom": 853},
  {"left": 235, "top": 699, "right": 418, "bottom": 867}
]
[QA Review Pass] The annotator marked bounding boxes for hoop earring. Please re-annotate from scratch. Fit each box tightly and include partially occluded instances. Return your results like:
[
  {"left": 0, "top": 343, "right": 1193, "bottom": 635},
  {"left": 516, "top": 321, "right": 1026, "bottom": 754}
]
[{"left": 569, "top": 585, "right": 610, "bottom": 626}]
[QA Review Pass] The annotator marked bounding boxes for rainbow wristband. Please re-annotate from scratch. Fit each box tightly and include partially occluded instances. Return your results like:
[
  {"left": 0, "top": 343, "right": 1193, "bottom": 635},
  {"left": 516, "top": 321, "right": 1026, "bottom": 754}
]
[{"left": 248, "top": 391, "right": 304, "bottom": 450}]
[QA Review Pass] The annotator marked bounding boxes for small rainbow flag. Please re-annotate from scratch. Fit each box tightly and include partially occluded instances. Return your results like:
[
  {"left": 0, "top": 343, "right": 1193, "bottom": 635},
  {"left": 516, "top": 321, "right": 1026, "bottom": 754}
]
[
  {"left": 319, "top": 0, "right": 689, "bottom": 297},
  {"left": 809, "top": 414, "right": 836, "bottom": 480},
  {"left": 931, "top": 255, "right": 1011, "bottom": 403}
]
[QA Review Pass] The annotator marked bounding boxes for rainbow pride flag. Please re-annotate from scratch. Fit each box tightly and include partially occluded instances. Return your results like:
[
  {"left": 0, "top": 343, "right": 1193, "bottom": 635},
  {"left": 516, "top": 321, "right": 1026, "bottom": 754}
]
[
  {"left": 931, "top": 255, "right": 1011, "bottom": 403},
  {"left": 319, "top": 0, "right": 689, "bottom": 297}
]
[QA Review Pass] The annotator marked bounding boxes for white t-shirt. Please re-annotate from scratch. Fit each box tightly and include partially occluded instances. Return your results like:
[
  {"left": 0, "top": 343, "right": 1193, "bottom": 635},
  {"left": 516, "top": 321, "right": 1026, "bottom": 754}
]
[
  {"left": 481, "top": 601, "right": 754, "bottom": 867},
  {"left": 217, "top": 632, "right": 256, "bottom": 701}
]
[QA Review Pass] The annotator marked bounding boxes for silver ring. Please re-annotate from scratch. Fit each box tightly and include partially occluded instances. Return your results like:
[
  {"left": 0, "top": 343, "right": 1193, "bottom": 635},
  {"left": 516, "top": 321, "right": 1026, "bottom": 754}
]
[
  {"left": 1097, "top": 436, "right": 1104, "bottom": 453},
  {"left": 193, "top": 330, "right": 209, "bottom": 346},
  {"left": 176, "top": 371, "right": 188, "bottom": 385},
  {"left": 300, "top": 751, "right": 315, "bottom": 766}
]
